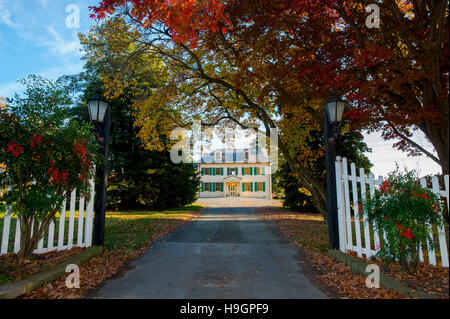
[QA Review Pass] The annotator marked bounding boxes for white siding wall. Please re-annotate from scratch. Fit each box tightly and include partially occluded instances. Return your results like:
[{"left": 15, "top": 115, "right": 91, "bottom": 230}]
[{"left": 198, "top": 164, "right": 272, "bottom": 199}]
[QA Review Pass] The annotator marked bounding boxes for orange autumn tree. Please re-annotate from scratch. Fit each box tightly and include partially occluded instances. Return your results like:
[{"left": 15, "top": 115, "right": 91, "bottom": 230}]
[
  {"left": 91, "top": 0, "right": 449, "bottom": 174},
  {"left": 87, "top": 2, "right": 345, "bottom": 218},
  {"left": 89, "top": 1, "right": 449, "bottom": 218}
]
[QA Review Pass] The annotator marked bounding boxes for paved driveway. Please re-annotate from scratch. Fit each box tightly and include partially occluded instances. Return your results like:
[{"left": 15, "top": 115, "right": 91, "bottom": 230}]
[{"left": 90, "top": 197, "right": 327, "bottom": 299}]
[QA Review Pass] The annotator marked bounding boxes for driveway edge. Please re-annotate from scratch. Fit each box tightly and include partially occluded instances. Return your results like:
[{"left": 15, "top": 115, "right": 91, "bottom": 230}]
[
  {"left": 0, "top": 246, "right": 103, "bottom": 299},
  {"left": 328, "top": 250, "right": 438, "bottom": 299}
]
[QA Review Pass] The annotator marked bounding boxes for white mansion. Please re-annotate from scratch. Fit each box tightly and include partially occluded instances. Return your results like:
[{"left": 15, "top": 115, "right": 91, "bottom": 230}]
[{"left": 197, "top": 149, "right": 272, "bottom": 198}]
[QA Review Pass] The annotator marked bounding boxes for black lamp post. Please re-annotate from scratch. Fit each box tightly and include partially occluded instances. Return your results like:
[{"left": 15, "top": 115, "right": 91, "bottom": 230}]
[
  {"left": 324, "top": 91, "right": 345, "bottom": 250},
  {"left": 87, "top": 89, "right": 111, "bottom": 247}
]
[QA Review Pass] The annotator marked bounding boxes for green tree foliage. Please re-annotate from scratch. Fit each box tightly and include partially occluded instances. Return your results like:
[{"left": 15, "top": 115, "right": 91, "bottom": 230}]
[{"left": 62, "top": 19, "right": 201, "bottom": 211}]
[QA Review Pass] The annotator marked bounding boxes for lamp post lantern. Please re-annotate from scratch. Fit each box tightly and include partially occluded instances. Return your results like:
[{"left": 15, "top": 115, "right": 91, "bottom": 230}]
[
  {"left": 87, "top": 89, "right": 111, "bottom": 247},
  {"left": 324, "top": 91, "right": 345, "bottom": 250}
]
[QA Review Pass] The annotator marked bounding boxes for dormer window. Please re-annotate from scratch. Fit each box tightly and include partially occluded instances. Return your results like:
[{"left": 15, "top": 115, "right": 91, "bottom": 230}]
[{"left": 215, "top": 151, "right": 222, "bottom": 161}]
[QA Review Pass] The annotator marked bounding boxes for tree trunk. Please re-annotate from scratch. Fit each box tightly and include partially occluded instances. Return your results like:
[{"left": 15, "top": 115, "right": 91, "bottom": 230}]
[
  {"left": 276, "top": 137, "right": 329, "bottom": 220},
  {"left": 18, "top": 209, "right": 59, "bottom": 260}
]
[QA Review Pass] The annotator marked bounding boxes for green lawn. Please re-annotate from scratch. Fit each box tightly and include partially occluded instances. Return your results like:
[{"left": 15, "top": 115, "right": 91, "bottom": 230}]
[{"left": 0, "top": 204, "right": 203, "bottom": 253}]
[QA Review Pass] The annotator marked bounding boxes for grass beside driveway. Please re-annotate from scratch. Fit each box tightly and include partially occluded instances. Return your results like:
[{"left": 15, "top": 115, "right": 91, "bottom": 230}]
[{"left": 1, "top": 204, "right": 202, "bottom": 296}]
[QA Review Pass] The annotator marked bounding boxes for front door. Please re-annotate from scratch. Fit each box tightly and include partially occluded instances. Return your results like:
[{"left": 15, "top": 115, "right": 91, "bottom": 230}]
[{"left": 230, "top": 184, "right": 236, "bottom": 197}]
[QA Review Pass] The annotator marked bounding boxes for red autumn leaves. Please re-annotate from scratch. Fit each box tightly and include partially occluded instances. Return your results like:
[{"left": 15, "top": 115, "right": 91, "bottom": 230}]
[
  {"left": 6, "top": 132, "right": 43, "bottom": 158},
  {"left": 396, "top": 221, "right": 415, "bottom": 240},
  {"left": 47, "top": 160, "right": 69, "bottom": 186},
  {"left": 5, "top": 133, "right": 92, "bottom": 186},
  {"left": 73, "top": 137, "right": 91, "bottom": 181},
  {"left": 6, "top": 140, "right": 24, "bottom": 157}
]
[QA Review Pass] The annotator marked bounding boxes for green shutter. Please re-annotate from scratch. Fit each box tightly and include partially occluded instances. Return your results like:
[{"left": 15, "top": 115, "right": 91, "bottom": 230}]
[
  {"left": 201, "top": 182, "right": 204, "bottom": 192},
  {"left": 242, "top": 183, "right": 245, "bottom": 192},
  {"left": 212, "top": 168, "right": 215, "bottom": 176},
  {"left": 227, "top": 167, "right": 230, "bottom": 175},
  {"left": 250, "top": 167, "right": 253, "bottom": 175},
  {"left": 221, "top": 183, "right": 224, "bottom": 192},
  {"left": 263, "top": 182, "right": 266, "bottom": 192},
  {"left": 242, "top": 167, "right": 245, "bottom": 175},
  {"left": 235, "top": 167, "right": 238, "bottom": 175},
  {"left": 201, "top": 167, "right": 204, "bottom": 176},
  {"left": 213, "top": 182, "right": 215, "bottom": 192},
  {"left": 250, "top": 182, "right": 253, "bottom": 192},
  {"left": 255, "top": 182, "right": 258, "bottom": 191},
  {"left": 221, "top": 168, "right": 224, "bottom": 176},
  {"left": 262, "top": 167, "right": 265, "bottom": 175}
]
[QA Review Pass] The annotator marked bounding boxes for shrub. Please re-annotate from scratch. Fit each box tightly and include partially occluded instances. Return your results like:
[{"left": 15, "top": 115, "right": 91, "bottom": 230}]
[
  {"left": 362, "top": 168, "right": 443, "bottom": 272},
  {"left": 0, "top": 76, "right": 96, "bottom": 259}
]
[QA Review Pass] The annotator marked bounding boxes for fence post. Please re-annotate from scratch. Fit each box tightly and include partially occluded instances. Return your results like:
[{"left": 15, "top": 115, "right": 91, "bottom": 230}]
[{"left": 335, "top": 156, "right": 346, "bottom": 252}]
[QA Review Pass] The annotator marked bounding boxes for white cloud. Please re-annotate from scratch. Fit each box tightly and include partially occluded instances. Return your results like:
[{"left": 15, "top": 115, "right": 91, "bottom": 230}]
[
  {"left": 362, "top": 131, "right": 441, "bottom": 177},
  {"left": 43, "top": 25, "right": 81, "bottom": 55},
  {"left": 0, "top": 2, "right": 17, "bottom": 27}
]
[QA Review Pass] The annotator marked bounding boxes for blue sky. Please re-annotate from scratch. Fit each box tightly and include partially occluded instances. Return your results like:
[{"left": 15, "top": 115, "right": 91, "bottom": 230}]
[
  {"left": 0, "top": 0, "right": 97, "bottom": 96},
  {"left": 0, "top": 0, "right": 442, "bottom": 177}
]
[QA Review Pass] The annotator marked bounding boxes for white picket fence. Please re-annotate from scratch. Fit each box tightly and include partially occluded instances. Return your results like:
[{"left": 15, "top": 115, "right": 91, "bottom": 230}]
[
  {"left": 335, "top": 156, "right": 449, "bottom": 267},
  {"left": 0, "top": 172, "right": 95, "bottom": 255}
]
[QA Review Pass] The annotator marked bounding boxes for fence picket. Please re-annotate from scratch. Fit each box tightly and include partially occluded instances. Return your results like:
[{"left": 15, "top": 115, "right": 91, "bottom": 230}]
[
  {"left": 13, "top": 215, "right": 20, "bottom": 253},
  {"left": 67, "top": 189, "right": 76, "bottom": 249},
  {"left": 1, "top": 186, "right": 12, "bottom": 254},
  {"left": 359, "top": 168, "right": 372, "bottom": 258},
  {"left": 57, "top": 199, "right": 67, "bottom": 250},
  {"left": 84, "top": 177, "right": 95, "bottom": 247},
  {"left": 350, "top": 163, "right": 362, "bottom": 257},
  {"left": 37, "top": 222, "right": 44, "bottom": 252},
  {"left": 342, "top": 158, "right": 353, "bottom": 250},
  {"left": 431, "top": 176, "right": 449, "bottom": 267},
  {"left": 77, "top": 196, "right": 85, "bottom": 246},
  {"left": 48, "top": 220, "right": 55, "bottom": 251},
  {"left": 368, "top": 173, "right": 381, "bottom": 254}
]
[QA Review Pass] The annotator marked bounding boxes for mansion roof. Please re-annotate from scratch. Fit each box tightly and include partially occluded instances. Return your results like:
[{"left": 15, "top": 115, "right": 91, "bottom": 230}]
[{"left": 198, "top": 148, "right": 271, "bottom": 164}]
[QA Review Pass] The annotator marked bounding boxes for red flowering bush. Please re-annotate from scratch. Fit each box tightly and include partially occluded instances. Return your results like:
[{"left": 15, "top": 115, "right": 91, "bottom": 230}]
[
  {"left": 0, "top": 76, "right": 97, "bottom": 259},
  {"left": 362, "top": 168, "right": 443, "bottom": 272}
]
